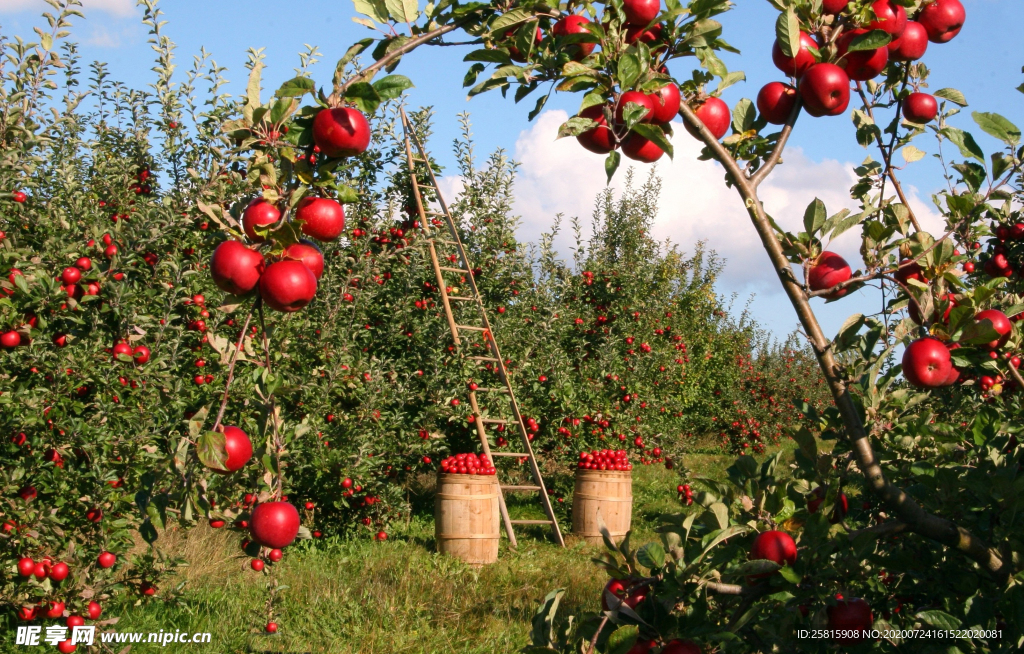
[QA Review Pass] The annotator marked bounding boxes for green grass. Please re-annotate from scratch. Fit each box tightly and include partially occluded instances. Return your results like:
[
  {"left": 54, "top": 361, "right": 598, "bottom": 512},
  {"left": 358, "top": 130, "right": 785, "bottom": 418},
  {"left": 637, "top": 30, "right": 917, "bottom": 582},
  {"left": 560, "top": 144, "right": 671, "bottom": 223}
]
[{"left": 93, "top": 448, "right": 792, "bottom": 654}]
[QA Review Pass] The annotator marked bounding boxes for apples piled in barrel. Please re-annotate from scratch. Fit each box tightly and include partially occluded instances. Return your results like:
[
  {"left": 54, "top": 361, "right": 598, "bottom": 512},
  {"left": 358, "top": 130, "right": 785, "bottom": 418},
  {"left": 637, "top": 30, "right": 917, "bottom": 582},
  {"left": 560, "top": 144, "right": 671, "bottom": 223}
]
[
  {"left": 577, "top": 448, "right": 632, "bottom": 471},
  {"left": 210, "top": 106, "right": 371, "bottom": 312},
  {"left": 440, "top": 453, "right": 496, "bottom": 475}
]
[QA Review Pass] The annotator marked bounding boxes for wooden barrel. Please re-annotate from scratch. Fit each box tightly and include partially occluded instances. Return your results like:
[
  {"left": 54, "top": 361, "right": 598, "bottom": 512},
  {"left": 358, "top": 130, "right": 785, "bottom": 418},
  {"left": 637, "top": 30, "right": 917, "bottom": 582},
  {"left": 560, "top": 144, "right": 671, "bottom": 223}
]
[
  {"left": 572, "top": 469, "right": 632, "bottom": 544},
  {"left": 435, "top": 473, "right": 500, "bottom": 565}
]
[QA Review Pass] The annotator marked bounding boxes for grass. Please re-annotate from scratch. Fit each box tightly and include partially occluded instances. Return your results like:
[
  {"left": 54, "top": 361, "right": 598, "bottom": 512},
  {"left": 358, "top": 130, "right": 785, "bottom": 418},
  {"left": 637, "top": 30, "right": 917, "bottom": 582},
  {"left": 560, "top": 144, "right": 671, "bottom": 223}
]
[{"left": 94, "top": 446, "right": 795, "bottom": 654}]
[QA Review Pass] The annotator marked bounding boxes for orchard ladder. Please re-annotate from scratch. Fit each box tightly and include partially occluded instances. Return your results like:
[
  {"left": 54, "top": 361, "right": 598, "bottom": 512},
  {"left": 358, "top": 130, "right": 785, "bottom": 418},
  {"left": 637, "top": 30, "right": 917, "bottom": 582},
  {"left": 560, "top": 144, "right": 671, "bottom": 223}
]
[{"left": 400, "top": 108, "right": 565, "bottom": 548}]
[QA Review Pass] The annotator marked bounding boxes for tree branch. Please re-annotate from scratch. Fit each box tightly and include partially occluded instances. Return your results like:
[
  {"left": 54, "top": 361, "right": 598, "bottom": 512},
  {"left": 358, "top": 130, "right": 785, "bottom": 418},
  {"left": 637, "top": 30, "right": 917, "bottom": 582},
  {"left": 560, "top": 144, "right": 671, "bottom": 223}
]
[
  {"left": 847, "top": 520, "right": 907, "bottom": 541},
  {"left": 749, "top": 97, "right": 802, "bottom": 189}
]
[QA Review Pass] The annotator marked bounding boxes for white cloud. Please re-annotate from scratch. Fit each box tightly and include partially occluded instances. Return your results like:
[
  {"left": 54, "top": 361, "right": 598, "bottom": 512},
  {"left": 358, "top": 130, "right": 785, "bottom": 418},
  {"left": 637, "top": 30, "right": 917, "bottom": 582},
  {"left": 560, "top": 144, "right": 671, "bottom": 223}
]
[
  {"left": 0, "top": 0, "right": 136, "bottom": 16},
  {"left": 448, "top": 109, "right": 942, "bottom": 299}
]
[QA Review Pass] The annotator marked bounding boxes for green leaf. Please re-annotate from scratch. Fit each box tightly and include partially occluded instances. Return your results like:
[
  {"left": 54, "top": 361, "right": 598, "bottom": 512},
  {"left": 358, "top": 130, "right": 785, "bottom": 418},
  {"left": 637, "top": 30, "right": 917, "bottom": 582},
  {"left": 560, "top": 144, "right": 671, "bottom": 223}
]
[
  {"left": 717, "top": 70, "right": 746, "bottom": 93},
  {"left": 802, "top": 198, "right": 827, "bottom": 235},
  {"left": 464, "top": 49, "right": 513, "bottom": 64},
  {"left": 607, "top": 625, "right": 639, "bottom": 654},
  {"left": 777, "top": 565, "right": 801, "bottom": 583},
  {"left": 901, "top": 145, "right": 925, "bottom": 164},
  {"left": 605, "top": 150, "right": 621, "bottom": 183},
  {"left": 845, "top": 29, "right": 891, "bottom": 52},
  {"left": 791, "top": 426, "right": 817, "bottom": 462},
  {"left": 352, "top": 0, "right": 388, "bottom": 23},
  {"left": 385, "top": 0, "right": 419, "bottom": 23},
  {"left": 490, "top": 8, "right": 534, "bottom": 33},
  {"left": 972, "top": 111, "right": 1021, "bottom": 145},
  {"left": 940, "top": 127, "right": 985, "bottom": 162},
  {"left": 617, "top": 53, "right": 642, "bottom": 91},
  {"left": 621, "top": 102, "right": 650, "bottom": 131},
  {"left": 344, "top": 81, "right": 383, "bottom": 114},
  {"left": 337, "top": 38, "right": 374, "bottom": 69},
  {"left": 372, "top": 74, "right": 414, "bottom": 101},
  {"left": 557, "top": 117, "right": 598, "bottom": 139},
  {"left": 733, "top": 559, "right": 780, "bottom": 576},
  {"left": 774, "top": 7, "right": 799, "bottom": 58},
  {"left": 933, "top": 88, "right": 968, "bottom": 107},
  {"left": 915, "top": 610, "right": 960, "bottom": 631},
  {"left": 274, "top": 76, "right": 315, "bottom": 98},
  {"left": 636, "top": 542, "right": 666, "bottom": 569},
  {"left": 631, "top": 123, "right": 674, "bottom": 159},
  {"left": 197, "top": 430, "right": 228, "bottom": 471},
  {"left": 731, "top": 98, "right": 755, "bottom": 133}
]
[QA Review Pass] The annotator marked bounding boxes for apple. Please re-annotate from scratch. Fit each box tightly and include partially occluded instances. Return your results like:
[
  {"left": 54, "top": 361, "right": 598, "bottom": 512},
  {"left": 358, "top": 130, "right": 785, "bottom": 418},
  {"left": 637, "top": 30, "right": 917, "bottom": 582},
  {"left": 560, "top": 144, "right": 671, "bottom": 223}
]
[
  {"left": 61, "top": 267, "right": 81, "bottom": 284},
  {"left": 19, "top": 485, "right": 37, "bottom": 501},
  {"left": 749, "top": 530, "right": 797, "bottom": 570},
  {"left": 259, "top": 260, "right": 318, "bottom": 312},
  {"left": 505, "top": 26, "right": 543, "bottom": 62},
  {"left": 828, "top": 598, "right": 873, "bottom": 644},
  {"left": 242, "top": 199, "right": 280, "bottom": 242},
  {"left": 943, "top": 343, "right": 962, "bottom": 386},
  {"left": 756, "top": 82, "right": 797, "bottom": 125},
  {"left": 66, "top": 615, "right": 85, "bottom": 628},
  {"left": 97, "top": 551, "right": 116, "bottom": 568},
  {"left": 808, "top": 251, "right": 852, "bottom": 298},
  {"left": 269, "top": 548, "right": 284, "bottom": 562},
  {"left": 647, "top": 83, "right": 680, "bottom": 124},
  {"left": 140, "top": 581, "right": 157, "bottom": 596},
  {"left": 295, "top": 196, "right": 345, "bottom": 242},
  {"left": 17, "top": 557, "right": 35, "bottom": 577},
  {"left": 12, "top": 190, "right": 27, "bottom": 203},
  {"left": 902, "top": 337, "right": 953, "bottom": 388},
  {"left": 684, "top": 97, "right": 730, "bottom": 140},
  {"left": 44, "top": 601, "right": 66, "bottom": 619},
  {"left": 49, "top": 561, "right": 69, "bottom": 582},
  {"left": 284, "top": 240, "right": 324, "bottom": 280},
  {"left": 211, "top": 240, "right": 265, "bottom": 295},
  {"left": 626, "top": 640, "right": 657, "bottom": 654},
  {"left": 869, "top": 0, "right": 907, "bottom": 38},
  {"left": 661, "top": 640, "right": 702, "bottom": 654},
  {"left": 975, "top": 309, "right": 1012, "bottom": 351},
  {"left": 87, "top": 601, "right": 102, "bottom": 620},
  {"left": 312, "top": 107, "right": 371, "bottom": 158},
  {"left": 623, "top": 0, "right": 660, "bottom": 25},
  {"left": 890, "top": 21, "right": 928, "bottom": 60},
  {"left": 903, "top": 92, "right": 938, "bottom": 123},
  {"left": 208, "top": 425, "right": 253, "bottom": 474},
  {"left": 893, "top": 259, "right": 923, "bottom": 284},
  {"left": 799, "top": 64, "right": 851, "bottom": 117},
  {"left": 807, "top": 486, "right": 848, "bottom": 522},
  {"left": 1, "top": 330, "right": 20, "bottom": 348},
  {"left": 616, "top": 91, "right": 655, "bottom": 123},
  {"left": 75, "top": 257, "right": 92, "bottom": 271},
  {"left": 576, "top": 105, "right": 616, "bottom": 154},
  {"left": 251, "top": 558, "right": 265, "bottom": 571},
  {"left": 821, "top": 0, "right": 848, "bottom": 14},
  {"left": 626, "top": 23, "right": 663, "bottom": 44},
  {"left": 601, "top": 578, "right": 646, "bottom": 610},
  {"left": 250, "top": 501, "right": 300, "bottom": 548},
  {"left": 918, "top": 0, "right": 965, "bottom": 43},
  {"left": 57, "top": 640, "right": 76, "bottom": 654},
  {"left": 132, "top": 345, "right": 151, "bottom": 365},
  {"left": 17, "top": 605, "right": 38, "bottom": 621},
  {"left": 837, "top": 29, "right": 889, "bottom": 81},
  {"left": 265, "top": 622, "right": 278, "bottom": 633},
  {"left": 85, "top": 507, "right": 103, "bottom": 522},
  {"left": 622, "top": 132, "right": 665, "bottom": 163},
  {"left": 771, "top": 31, "right": 818, "bottom": 77},
  {"left": 552, "top": 15, "right": 595, "bottom": 58}
]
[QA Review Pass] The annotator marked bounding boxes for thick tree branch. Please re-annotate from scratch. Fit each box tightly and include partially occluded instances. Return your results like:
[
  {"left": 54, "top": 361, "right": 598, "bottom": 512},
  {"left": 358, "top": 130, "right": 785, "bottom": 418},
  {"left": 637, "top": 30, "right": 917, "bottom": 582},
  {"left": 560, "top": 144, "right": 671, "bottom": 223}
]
[
  {"left": 847, "top": 520, "right": 907, "bottom": 541},
  {"left": 678, "top": 102, "right": 1009, "bottom": 581},
  {"left": 749, "top": 97, "right": 802, "bottom": 189}
]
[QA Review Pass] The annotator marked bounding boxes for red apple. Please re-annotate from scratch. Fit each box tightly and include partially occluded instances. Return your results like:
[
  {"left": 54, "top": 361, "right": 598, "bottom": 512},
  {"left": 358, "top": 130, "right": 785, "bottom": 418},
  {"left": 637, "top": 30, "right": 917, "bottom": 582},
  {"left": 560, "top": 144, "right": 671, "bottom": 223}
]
[
  {"left": 623, "top": 0, "right": 660, "bottom": 26},
  {"left": 749, "top": 530, "right": 797, "bottom": 571},
  {"left": 601, "top": 578, "right": 646, "bottom": 610},
  {"left": 61, "top": 267, "right": 81, "bottom": 284},
  {"left": 242, "top": 198, "right": 280, "bottom": 242},
  {"left": 17, "top": 557, "right": 35, "bottom": 577},
  {"left": 576, "top": 105, "right": 616, "bottom": 154},
  {"left": 918, "top": 0, "right": 965, "bottom": 43},
  {"left": 112, "top": 342, "right": 132, "bottom": 361},
  {"left": 265, "top": 622, "right": 278, "bottom": 633},
  {"left": 647, "top": 83, "right": 680, "bottom": 124},
  {"left": 284, "top": 240, "right": 324, "bottom": 280},
  {"left": 869, "top": 0, "right": 907, "bottom": 38},
  {"left": 505, "top": 26, "right": 543, "bottom": 62},
  {"left": 132, "top": 345, "right": 151, "bottom": 365},
  {"left": 44, "top": 601, "right": 66, "bottom": 619},
  {"left": 771, "top": 31, "right": 818, "bottom": 77},
  {"left": 97, "top": 551, "right": 116, "bottom": 568},
  {"left": 295, "top": 196, "right": 345, "bottom": 242},
  {"left": 622, "top": 132, "right": 664, "bottom": 162},
  {"left": 211, "top": 240, "right": 265, "bottom": 295},
  {"left": 756, "top": 82, "right": 797, "bottom": 125},
  {"left": 140, "top": 581, "right": 156, "bottom": 596},
  {"left": 625, "top": 23, "right": 663, "bottom": 44},
  {"left": 66, "top": 615, "right": 85, "bottom": 628},
  {"left": 616, "top": 91, "right": 655, "bottom": 123},
  {"left": 808, "top": 251, "right": 852, "bottom": 298},
  {"left": 552, "top": 15, "right": 595, "bottom": 58},
  {"left": 49, "top": 561, "right": 69, "bottom": 582},
  {"left": 251, "top": 558, "right": 265, "bottom": 571},
  {"left": 821, "top": 0, "right": 848, "bottom": 14},
  {"left": 210, "top": 425, "right": 253, "bottom": 473},
  {"left": 890, "top": 21, "right": 928, "bottom": 60},
  {"left": 57, "top": 640, "right": 76, "bottom": 654},
  {"left": 909, "top": 292, "right": 956, "bottom": 325},
  {"left": 975, "top": 309, "right": 1012, "bottom": 351},
  {"left": 661, "top": 640, "right": 702, "bottom": 654},
  {"left": 1, "top": 331, "right": 20, "bottom": 348},
  {"left": 828, "top": 598, "right": 873, "bottom": 644},
  {"left": 800, "top": 64, "right": 851, "bottom": 117},
  {"left": 684, "top": 97, "right": 730, "bottom": 140},
  {"left": 903, "top": 92, "right": 938, "bottom": 123},
  {"left": 250, "top": 501, "right": 301, "bottom": 548},
  {"left": 268, "top": 548, "right": 284, "bottom": 562},
  {"left": 807, "top": 486, "right": 848, "bottom": 522},
  {"left": 902, "top": 337, "right": 953, "bottom": 388},
  {"left": 626, "top": 640, "right": 657, "bottom": 654},
  {"left": 17, "top": 605, "right": 38, "bottom": 621},
  {"left": 259, "top": 260, "right": 318, "bottom": 312},
  {"left": 87, "top": 601, "right": 102, "bottom": 620},
  {"left": 312, "top": 107, "right": 371, "bottom": 158},
  {"left": 837, "top": 29, "right": 889, "bottom": 81}
]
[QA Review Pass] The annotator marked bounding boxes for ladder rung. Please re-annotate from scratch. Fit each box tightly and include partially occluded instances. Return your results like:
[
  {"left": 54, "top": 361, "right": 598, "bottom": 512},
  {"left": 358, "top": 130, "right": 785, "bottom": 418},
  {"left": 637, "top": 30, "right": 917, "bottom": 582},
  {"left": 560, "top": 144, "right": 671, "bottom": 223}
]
[
  {"left": 501, "top": 485, "right": 541, "bottom": 492},
  {"left": 480, "top": 418, "right": 510, "bottom": 424},
  {"left": 435, "top": 239, "right": 460, "bottom": 246},
  {"left": 457, "top": 325, "right": 487, "bottom": 332},
  {"left": 417, "top": 183, "right": 437, "bottom": 190},
  {"left": 468, "top": 356, "right": 498, "bottom": 362},
  {"left": 510, "top": 519, "right": 555, "bottom": 525},
  {"left": 448, "top": 296, "right": 475, "bottom": 301},
  {"left": 440, "top": 266, "right": 469, "bottom": 273},
  {"left": 475, "top": 387, "right": 509, "bottom": 393},
  {"left": 411, "top": 156, "right": 428, "bottom": 163},
  {"left": 491, "top": 452, "right": 528, "bottom": 457},
  {"left": 425, "top": 211, "right": 446, "bottom": 216}
]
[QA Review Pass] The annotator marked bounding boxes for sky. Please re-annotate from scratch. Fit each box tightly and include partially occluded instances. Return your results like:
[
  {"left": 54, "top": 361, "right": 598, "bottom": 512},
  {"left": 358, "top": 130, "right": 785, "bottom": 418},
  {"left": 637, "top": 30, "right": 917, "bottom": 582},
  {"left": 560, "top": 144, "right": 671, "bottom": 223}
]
[{"left": 1, "top": 0, "right": 1021, "bottom": 340}]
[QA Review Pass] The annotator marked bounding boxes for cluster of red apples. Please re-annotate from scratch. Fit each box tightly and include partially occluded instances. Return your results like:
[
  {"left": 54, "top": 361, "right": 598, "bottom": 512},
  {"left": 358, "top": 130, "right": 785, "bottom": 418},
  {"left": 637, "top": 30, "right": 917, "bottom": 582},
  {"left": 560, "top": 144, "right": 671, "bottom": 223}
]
[
  {"left": 574, "top": 0, "right": 965, "bottom": 164},
  {"left": 210, "top": 106, "right": 371, "bottom": 311},
  {"left": 577, "top": 448, "right": 632, "bottom": 471},
  {"left": 439, "top": 452, "right": 496, "bottom": 475}
]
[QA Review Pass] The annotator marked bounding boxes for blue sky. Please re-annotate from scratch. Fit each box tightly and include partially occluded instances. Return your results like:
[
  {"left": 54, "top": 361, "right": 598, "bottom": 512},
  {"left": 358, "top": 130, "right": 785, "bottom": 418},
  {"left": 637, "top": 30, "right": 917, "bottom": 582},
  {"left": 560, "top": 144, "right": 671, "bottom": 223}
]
[{"left": 1, "top": 0, "right": 1021, "bottom": 339}]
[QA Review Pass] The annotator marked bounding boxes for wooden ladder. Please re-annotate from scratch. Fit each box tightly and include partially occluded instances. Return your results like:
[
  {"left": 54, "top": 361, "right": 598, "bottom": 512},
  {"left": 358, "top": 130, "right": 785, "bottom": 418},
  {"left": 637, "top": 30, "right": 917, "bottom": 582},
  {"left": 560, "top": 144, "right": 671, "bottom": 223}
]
[{"left": 400, "top": 108, "right": 565, "bottom": 548}]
